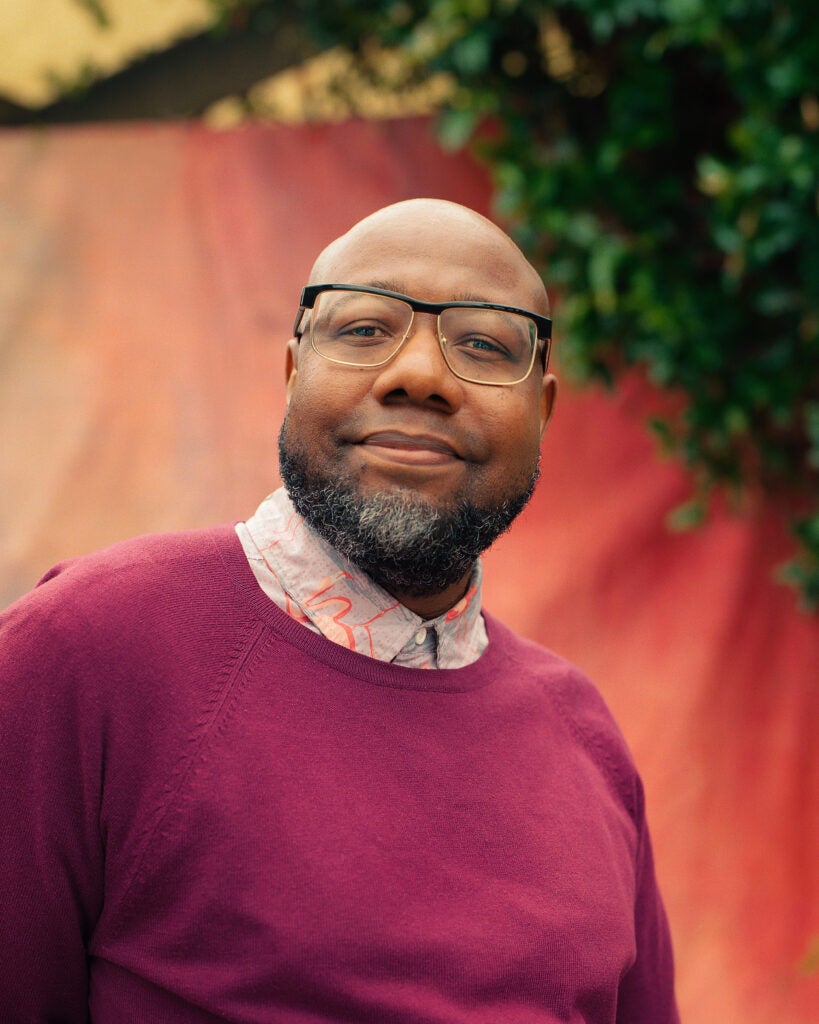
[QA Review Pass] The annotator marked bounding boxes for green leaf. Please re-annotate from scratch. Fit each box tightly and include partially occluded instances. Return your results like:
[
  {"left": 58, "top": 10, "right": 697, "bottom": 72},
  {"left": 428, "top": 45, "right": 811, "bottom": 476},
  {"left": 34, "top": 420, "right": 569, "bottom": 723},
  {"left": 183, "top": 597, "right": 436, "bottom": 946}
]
[
  {"left": 667, "top": 499, "right": 708, "bottom": 532},
  {"left": 435, "top": 107, "right": 479, "bottom": 150}
]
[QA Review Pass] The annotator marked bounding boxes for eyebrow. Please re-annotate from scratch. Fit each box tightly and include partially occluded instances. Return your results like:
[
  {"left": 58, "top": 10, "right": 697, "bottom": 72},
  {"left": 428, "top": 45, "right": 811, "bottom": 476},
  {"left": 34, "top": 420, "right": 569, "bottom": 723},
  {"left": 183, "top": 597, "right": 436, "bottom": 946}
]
[{"left": 365, "top": 279, "right": 495, "bottom": 304}]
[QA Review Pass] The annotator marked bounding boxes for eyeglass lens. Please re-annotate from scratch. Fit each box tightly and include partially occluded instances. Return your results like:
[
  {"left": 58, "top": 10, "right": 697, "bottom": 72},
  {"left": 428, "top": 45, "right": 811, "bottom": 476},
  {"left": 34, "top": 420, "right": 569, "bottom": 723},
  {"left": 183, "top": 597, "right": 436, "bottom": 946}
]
[{"left": 309, "top": 290, "right": 536, "bottom": 385}]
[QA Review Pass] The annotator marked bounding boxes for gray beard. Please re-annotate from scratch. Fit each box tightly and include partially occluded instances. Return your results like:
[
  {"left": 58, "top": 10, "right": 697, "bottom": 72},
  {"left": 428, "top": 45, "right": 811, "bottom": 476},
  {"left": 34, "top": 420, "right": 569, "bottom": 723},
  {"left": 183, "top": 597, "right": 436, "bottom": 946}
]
[{"left": 278, "top": 422, "right": 539, "bottom": 598}]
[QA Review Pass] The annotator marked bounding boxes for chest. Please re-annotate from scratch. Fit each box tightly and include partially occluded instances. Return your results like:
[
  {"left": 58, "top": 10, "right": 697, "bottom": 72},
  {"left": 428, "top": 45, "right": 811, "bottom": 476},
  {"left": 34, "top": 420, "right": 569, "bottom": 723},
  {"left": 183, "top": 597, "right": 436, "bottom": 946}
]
[{"left": 94, "top": 660, "right": 638, "bottom": 1022}]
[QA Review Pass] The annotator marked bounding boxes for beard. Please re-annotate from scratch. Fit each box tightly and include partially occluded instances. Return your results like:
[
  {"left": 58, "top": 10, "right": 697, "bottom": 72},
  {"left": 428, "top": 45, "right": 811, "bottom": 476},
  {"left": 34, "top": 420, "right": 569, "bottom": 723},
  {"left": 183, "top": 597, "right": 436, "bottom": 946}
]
[{"left": 278, "top": 418, "right": 539, "bottom": 598}]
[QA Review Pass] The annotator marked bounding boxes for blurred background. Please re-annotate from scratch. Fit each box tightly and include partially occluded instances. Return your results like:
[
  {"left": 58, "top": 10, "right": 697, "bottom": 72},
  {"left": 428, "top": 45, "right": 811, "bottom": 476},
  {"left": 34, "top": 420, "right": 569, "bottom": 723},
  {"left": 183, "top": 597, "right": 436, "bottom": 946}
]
[{"left": 1, "top": 2, "right": 817, "bottom": 1021}]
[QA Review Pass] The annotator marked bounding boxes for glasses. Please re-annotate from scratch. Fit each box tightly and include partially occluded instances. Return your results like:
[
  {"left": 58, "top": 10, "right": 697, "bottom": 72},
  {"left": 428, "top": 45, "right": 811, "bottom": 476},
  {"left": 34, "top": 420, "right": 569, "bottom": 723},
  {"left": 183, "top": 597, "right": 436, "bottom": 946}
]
[{"left": 293, "top": 284, "right": 552, "bottom": 386}]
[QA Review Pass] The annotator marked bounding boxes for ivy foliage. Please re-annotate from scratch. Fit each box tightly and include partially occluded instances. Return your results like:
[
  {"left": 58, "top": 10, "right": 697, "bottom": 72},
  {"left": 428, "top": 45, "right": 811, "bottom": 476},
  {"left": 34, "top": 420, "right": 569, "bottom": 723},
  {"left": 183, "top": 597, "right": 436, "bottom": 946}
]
[
  {"left": 278, "top": 0, "right": 818, "bottom": 607},
  {"left": 62, "top": 0, "right": 819, "bottom": 607}
]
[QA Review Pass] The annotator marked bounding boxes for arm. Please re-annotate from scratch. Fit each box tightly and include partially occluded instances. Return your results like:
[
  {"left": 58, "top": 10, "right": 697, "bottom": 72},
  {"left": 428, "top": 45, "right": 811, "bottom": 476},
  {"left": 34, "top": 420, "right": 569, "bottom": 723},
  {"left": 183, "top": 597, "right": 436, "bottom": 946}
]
[
  {"left": 617, "top": 776, "right": 680, "bottom": 1024},
  {"left": 0, "top": 580, "right": 103, "bottom": 1022}
]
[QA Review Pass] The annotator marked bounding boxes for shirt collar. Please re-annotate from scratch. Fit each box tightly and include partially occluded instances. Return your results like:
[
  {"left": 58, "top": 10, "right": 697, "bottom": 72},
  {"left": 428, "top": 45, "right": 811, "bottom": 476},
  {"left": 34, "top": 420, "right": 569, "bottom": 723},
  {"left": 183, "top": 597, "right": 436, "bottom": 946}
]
[{"left": 242, "top": 488, "right": 487, "bottom": 667}]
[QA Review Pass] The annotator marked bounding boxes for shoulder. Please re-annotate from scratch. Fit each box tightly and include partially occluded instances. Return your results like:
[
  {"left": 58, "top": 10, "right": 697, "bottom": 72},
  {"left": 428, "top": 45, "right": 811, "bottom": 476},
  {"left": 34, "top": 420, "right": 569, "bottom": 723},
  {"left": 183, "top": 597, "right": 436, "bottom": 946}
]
[
  {"left": 7, "top": 524, "right": 240, "bottom": 623},
  {"left": 485, "top": 612, "right": 640, "bottom": 821},
  {"left": 0, "top": 524, "right": 264, "bottom": 751},
  {"left": 34, "top": 523, "right": 239, "bottom": 595},
  {"left": 1, "top": 524, "right": 254, "bottom": 678}
]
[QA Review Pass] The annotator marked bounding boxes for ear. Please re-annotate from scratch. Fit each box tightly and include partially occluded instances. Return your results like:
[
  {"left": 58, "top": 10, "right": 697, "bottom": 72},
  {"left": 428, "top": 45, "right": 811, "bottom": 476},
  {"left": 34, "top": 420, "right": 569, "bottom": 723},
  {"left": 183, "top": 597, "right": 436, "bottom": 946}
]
[
  {"left": 539, "top": 372, "right": 558, "bottom": 439},
  {"left": 284, "top": 338, "right": 300, "bottom": 406}
]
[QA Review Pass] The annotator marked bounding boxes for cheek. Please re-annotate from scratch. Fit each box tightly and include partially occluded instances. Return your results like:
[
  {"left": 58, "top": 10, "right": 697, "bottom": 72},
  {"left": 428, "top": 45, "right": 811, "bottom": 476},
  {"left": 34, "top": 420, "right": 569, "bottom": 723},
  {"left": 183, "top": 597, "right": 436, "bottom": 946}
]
[
  {"left": 286, "top": 365, "right": 374, "bottom": 455},
  {"left": 288, "top": 365, "right": 340, "bottom": 426},
  {"left": 482, "top": 391, "right": 542, "bottom": 458},
  {"left": 292, "top": 355, "right": 373, "bottom": 413},
  {"left": 283, "top": 382, "right": 333, "bottom": 460}
]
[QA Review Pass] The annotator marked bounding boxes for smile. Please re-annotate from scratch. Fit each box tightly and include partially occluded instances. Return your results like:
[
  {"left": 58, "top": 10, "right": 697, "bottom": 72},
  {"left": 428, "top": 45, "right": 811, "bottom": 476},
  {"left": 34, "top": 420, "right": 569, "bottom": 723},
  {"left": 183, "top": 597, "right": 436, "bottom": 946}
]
[{"left": 356, "top": 431, "right": 461, "bottom": 467}]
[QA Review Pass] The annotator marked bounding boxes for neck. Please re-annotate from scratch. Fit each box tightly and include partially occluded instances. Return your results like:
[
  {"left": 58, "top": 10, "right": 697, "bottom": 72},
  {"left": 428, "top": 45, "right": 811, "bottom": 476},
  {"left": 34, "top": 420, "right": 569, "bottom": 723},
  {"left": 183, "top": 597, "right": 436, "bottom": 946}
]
[{"left": 387, "top": 571, "right": 473, "bottom": 620}]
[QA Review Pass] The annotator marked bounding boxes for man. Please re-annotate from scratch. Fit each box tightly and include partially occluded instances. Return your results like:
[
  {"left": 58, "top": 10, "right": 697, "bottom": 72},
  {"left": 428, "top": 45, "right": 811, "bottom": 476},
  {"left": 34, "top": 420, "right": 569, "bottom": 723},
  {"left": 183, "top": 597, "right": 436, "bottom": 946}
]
[{"left": 0, "top": 199, "right": 678, "bottom": 1022}]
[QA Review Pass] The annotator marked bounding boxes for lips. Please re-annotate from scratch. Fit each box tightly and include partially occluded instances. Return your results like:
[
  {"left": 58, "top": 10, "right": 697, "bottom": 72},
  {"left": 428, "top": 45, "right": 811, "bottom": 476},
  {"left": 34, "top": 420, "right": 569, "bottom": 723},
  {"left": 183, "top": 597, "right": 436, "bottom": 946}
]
[{"left": 356, "top": 430, "right": 461, "bottom": 466}]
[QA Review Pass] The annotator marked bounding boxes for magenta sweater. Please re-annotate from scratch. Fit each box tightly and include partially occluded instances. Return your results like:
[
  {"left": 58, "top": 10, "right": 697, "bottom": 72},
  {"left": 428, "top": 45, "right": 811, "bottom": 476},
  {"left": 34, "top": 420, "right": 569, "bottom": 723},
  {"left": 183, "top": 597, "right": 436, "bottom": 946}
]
[{"left": 0, "top": 526, "right": 678, "bottom": 1023}]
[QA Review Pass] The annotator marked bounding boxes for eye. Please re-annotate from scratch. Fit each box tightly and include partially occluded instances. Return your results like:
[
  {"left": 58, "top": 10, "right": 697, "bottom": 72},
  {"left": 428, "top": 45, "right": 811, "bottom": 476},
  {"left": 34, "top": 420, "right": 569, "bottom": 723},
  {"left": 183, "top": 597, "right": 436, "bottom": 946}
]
[
  {"left": 451, "top": 333, "right": 513, "bottom": 361},
  {"left": 344, "top": 322, "right": 388, "bottom": 338},
  {"left": 335, "top": 319, "right": 396, "bottom": 345},
  {"left": 441, "top": 308, "right": 531, "bottom": 366}
]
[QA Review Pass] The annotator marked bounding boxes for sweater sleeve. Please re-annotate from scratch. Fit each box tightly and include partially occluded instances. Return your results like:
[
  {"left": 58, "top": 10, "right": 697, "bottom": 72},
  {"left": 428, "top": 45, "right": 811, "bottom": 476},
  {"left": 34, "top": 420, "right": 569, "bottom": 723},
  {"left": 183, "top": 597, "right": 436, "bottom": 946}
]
[
  {"left": 543, "top": 660, "right": 680, "bottom": 1022},
  {"left": 0, "top": 571, "right": 102, "bottom": 1022},
  {"left": 616, "top": 774, "right": 680, "bottom": 1024}
]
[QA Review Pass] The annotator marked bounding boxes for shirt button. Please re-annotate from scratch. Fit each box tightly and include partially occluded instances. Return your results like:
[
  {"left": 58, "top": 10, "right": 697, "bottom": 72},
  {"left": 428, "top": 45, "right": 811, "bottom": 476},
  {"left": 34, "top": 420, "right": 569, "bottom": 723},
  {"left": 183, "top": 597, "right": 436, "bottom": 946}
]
[{"left": 414, "top": 627, "right": 428, "bottom": 645}]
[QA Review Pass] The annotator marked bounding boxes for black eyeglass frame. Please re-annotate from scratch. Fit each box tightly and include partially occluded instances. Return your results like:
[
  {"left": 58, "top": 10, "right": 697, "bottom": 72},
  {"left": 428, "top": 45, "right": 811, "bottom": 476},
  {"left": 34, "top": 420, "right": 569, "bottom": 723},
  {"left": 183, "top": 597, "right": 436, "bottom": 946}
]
[{"left": 293, "top": 283, "right": 553, "bottom": 381}]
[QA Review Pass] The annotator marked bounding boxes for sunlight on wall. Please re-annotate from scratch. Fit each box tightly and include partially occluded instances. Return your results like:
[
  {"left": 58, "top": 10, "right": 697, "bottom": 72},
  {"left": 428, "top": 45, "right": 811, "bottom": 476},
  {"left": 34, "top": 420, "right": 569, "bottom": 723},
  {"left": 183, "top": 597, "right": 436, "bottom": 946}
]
[{"left": 0, "top": 0, "right": 211, "bottom": 105}]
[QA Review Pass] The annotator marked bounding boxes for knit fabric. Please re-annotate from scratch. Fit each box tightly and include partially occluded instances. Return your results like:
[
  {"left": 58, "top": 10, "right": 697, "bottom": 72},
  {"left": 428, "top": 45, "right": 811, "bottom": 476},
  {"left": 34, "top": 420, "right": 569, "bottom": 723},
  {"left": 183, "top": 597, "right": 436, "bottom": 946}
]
[{"left": 0, "top": 525, "right": 678, "bottom": 1023}]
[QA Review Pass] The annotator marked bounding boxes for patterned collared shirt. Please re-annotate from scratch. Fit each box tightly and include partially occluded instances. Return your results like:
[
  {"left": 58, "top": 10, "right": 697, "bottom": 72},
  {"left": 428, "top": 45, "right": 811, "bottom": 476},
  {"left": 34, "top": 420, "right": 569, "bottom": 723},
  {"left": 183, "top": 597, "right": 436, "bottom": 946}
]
[{"left": 235, "top": 488, "right": 488, "bottom": 669}]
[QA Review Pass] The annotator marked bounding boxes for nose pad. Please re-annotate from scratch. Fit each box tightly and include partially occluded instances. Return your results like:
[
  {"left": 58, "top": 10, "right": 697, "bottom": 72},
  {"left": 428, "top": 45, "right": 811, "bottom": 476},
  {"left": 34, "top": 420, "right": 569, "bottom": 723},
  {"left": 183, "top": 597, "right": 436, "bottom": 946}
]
[
  {"left": 374, "top": 313, "right": 463, "bottom": 408},
  {"left": 393, "top": 315, "right": 458, "bottom": 381},
  {"left": 400, "top": 313, "right": 446, "bottom": 364}
]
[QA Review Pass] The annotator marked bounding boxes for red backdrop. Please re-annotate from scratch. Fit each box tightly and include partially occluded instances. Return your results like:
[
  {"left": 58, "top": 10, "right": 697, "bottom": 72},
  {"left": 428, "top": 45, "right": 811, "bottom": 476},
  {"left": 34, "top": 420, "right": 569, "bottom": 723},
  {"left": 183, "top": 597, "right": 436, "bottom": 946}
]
[{"left": 1, "top": 119, "right": 817, "bottom": 1022}]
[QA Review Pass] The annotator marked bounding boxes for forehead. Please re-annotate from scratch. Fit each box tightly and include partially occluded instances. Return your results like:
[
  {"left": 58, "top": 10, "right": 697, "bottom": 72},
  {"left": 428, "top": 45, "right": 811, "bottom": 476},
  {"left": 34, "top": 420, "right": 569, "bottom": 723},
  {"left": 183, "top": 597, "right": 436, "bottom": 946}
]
[{"left": 312, "top": 213, "right": 547, "bottom": 315}]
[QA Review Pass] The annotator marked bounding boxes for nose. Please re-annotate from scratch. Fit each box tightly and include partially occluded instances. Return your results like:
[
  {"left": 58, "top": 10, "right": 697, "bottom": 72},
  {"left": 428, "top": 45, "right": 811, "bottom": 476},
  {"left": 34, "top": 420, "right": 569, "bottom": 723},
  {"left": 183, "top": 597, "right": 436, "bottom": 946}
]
[{"left": 370, "top": 312, "right": 464, "bottom": 412}]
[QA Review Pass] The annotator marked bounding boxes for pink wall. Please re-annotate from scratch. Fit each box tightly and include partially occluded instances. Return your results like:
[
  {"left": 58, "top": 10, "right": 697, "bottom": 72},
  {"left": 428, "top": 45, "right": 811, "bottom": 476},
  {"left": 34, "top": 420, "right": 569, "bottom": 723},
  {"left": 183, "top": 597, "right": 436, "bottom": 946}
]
[{"left": 1, "top": 119, "right": 816, "bottom": 1021}]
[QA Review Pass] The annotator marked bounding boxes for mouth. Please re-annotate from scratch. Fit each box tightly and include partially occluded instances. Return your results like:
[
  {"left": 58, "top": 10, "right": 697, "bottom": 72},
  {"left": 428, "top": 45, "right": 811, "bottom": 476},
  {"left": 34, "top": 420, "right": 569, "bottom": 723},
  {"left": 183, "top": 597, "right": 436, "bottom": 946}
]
[{"left": 355, "top": 431, "right": 461, "bottom": 467}]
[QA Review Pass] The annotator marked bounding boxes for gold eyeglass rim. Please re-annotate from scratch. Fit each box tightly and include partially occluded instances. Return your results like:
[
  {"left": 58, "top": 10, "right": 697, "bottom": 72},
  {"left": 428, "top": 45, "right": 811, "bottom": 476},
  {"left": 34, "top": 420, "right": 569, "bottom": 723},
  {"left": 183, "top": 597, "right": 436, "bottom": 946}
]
[{"left": 293, "top": 283, "right": 552, "bottom": 386}]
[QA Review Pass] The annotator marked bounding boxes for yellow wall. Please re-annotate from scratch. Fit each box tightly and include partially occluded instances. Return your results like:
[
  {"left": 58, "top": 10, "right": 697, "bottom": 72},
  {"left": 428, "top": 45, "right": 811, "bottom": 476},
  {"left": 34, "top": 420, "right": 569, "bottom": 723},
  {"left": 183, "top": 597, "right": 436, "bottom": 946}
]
[{"left": 0, "top": 0, "right": 211, "bottom": 106}]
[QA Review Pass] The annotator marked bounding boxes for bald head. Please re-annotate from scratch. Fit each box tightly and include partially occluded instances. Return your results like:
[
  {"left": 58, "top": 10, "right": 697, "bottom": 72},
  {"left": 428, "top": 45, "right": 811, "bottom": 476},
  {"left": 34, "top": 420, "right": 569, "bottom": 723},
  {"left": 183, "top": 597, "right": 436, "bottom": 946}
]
[{"left": 308, "top": 199, "right": 549, "bottom": 317}]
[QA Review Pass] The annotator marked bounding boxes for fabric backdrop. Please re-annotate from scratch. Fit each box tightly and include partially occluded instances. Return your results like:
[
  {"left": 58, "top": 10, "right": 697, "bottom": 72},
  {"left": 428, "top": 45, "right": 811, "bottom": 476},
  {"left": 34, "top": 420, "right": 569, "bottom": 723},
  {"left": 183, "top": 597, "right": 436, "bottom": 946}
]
[{"left": 0, "top": 119, "right": 817, "bottom": 1023}]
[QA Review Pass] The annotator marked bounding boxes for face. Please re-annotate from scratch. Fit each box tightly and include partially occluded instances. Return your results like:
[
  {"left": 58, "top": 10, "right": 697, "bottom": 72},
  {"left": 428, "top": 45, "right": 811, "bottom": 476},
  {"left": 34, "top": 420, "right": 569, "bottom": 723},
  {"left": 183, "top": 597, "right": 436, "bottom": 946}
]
[
  {"left": 279, "top": 202, "right": 557, "bottom": 610},
  {"left": 282, "top": 204, "right": 556, "bottom": 517}
]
